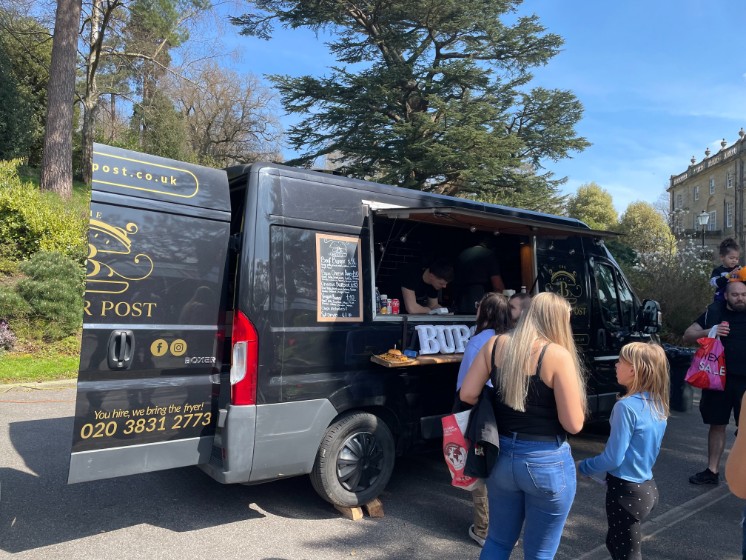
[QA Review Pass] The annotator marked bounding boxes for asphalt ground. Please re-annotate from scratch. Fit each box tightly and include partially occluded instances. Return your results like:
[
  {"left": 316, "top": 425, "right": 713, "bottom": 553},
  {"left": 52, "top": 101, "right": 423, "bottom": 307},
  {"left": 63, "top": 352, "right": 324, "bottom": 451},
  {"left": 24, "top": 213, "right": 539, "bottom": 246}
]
[{"left": 0, "top": 381, "right": 743, "bottom": 559}]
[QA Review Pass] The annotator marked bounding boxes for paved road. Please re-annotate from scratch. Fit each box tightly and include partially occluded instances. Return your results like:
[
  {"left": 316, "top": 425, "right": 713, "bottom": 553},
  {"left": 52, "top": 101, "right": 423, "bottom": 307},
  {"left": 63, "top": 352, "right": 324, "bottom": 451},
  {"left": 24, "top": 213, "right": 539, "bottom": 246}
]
[{"left": 0, "top": 382, "right": 743, "bottom": 559}]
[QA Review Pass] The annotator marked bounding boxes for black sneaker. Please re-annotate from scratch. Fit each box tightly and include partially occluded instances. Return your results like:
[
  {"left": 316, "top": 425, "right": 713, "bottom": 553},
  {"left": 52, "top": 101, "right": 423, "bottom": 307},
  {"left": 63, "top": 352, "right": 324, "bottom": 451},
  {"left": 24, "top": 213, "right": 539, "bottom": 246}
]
[{"left": 689, "top": 468, "right": 719, "bottom": 485}]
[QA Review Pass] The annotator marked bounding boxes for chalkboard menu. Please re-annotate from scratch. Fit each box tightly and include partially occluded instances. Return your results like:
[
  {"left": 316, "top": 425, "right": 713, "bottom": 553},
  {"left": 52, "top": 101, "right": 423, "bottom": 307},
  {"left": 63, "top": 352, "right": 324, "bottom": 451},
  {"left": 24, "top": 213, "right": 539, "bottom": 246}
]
[{"left": 316, "top": 233, "right": 363, "bottom": 322}]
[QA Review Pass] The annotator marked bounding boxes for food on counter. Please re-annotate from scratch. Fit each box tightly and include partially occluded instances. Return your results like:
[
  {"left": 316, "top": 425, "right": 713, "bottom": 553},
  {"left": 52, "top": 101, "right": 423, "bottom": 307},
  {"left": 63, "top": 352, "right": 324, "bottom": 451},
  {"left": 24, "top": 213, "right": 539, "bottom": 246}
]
[{"left": 377, "top": 348, "right": 412, "bottom": 363}]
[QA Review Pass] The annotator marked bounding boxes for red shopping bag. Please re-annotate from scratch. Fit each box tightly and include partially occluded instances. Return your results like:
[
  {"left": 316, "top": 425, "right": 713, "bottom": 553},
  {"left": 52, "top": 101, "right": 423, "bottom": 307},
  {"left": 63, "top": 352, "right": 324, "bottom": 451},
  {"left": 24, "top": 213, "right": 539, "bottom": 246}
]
[
  {"left": 685, "top": 326, "right": 726, "bottom": 391},
  {"left": 442, "top": 411, "right": 479, "bottom": 491}
]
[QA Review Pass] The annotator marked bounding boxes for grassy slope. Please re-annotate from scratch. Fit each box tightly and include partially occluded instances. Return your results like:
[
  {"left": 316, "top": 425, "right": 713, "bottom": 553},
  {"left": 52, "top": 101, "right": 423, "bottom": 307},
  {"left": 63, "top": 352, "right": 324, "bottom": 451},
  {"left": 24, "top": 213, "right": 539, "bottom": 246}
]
[
  {"left": 1, "top": 166, "right": 89, "bottom": 383},
  {"left": 0, "top": 355, "right": 79, "bottom": 383}
]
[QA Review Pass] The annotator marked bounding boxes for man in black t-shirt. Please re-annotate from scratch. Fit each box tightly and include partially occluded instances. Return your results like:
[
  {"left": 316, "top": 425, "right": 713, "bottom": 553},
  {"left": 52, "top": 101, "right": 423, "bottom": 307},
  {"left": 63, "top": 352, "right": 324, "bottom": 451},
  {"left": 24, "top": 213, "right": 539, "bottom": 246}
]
[
  {"left": 400, "top": 258, "right": 454, "bottom": 314},
  {"left": 455, "top": 239, "right": 505, "bottom": 314},
  {"left": 683, "top": 280, "right": 746, "bottom": 485}
]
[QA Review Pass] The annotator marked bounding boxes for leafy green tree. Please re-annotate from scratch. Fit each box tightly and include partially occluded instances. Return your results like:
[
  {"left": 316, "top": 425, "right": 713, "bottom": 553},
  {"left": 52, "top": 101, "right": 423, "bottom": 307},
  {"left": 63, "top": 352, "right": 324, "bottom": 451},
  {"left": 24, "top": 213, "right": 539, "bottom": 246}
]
[
  {"left": 232, "top": 0, "right": 589, "bottom": 208},
  {"left": 0, "top": 12, "right": 52, "bottom": 165},
  {"left": 78, "top": 0, "right": 211, "bottom": 183},
  {"left": 617, "top": 201, "right": 675, "bottom": 256},
  {"left": 131, "top": 90, "right": 193, "bottom": 160},
  {"left": 0, "top": 53, "right": 34, "bottom": 159},
  {"left": 79, "top": 0, "right": 127, "bottom": 184},
  {"left": 566, "top": 182, "right": 618, "bottom": 230}
]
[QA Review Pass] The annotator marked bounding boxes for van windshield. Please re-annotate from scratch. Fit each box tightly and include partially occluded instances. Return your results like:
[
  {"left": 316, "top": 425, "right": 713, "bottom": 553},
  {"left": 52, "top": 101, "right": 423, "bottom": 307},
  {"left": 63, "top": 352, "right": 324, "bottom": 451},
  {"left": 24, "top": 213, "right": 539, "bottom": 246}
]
[{"left": 594, "top": 262, "right": 636, "bottom": 330}]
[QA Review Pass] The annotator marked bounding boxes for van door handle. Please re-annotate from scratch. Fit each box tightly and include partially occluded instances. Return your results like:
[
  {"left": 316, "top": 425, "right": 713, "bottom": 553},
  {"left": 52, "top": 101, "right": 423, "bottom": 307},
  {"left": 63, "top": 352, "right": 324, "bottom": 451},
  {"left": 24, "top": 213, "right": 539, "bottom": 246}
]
[{"left": 107, "top": 330, "right": 135, "bottom": 370}]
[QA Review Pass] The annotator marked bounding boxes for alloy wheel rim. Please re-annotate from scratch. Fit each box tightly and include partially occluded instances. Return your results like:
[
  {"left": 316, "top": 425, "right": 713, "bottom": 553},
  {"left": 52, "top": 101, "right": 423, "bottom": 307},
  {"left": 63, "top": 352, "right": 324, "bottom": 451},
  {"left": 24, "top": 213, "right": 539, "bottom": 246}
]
[{"left": 336, "top": 431, "right": 383, "bottom": 492}]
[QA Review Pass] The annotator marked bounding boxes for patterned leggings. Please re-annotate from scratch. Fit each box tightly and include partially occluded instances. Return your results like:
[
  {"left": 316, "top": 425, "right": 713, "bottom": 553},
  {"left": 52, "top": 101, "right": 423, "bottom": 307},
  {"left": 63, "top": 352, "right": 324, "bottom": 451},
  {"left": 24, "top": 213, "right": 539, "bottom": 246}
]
[{"left": 605, "top": 474, "right": 658, "bottom": 560}]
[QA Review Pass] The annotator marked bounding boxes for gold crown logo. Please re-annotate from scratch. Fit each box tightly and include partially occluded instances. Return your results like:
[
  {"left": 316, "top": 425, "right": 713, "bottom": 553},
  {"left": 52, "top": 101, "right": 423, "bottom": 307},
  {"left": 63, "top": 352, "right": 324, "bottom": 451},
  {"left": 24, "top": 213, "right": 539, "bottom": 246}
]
[{"left": 86, "top": 219, "right": 154, "bottom": 294}]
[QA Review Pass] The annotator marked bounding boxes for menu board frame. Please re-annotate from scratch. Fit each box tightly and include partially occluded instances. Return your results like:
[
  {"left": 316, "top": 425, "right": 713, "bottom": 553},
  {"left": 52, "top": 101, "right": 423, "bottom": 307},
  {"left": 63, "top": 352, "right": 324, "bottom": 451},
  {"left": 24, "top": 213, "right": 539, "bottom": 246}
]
[{"left": 315, "top": 233, "right": 363, "bottom": 323}]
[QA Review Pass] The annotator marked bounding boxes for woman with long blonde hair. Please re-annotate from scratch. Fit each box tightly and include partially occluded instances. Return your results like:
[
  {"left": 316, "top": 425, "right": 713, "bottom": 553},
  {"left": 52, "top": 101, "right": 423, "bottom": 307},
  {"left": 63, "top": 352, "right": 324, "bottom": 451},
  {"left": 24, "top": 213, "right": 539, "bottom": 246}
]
[
  {"left": 460, "top": 291, "right": 587, "bottom": 559},
  {"left": 578, "top": 342, "right": 669, "bottom": 560}
]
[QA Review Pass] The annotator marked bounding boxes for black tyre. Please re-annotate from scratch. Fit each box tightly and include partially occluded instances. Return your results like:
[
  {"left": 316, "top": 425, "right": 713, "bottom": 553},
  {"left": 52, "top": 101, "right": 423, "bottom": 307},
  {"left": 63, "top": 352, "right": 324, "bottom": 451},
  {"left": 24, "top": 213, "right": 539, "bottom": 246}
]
[{"left": 310, "top": 412, "right": 395, "bottom": 507}]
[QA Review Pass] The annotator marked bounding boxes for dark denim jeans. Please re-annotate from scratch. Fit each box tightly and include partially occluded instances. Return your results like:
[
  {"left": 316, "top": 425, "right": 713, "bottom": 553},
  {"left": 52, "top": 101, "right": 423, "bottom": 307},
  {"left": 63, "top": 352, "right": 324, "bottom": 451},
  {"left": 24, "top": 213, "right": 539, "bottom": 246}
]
[
  {"left": 742, "top": 505, "right": 746, "bottom": 560},
  {"left": 480, "top": 435, "right": 576, "bottom": 560}
]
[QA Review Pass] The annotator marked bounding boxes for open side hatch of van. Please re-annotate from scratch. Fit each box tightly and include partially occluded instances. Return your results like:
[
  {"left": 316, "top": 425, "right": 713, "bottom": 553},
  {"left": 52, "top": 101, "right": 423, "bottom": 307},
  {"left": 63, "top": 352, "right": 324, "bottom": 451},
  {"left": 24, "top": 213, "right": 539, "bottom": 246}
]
[
  {"left": 68, "top": 144, "right": 231, "bottom": 484},
  {"left": 373, "top": 206, "right": 619, "bottom": 238}
]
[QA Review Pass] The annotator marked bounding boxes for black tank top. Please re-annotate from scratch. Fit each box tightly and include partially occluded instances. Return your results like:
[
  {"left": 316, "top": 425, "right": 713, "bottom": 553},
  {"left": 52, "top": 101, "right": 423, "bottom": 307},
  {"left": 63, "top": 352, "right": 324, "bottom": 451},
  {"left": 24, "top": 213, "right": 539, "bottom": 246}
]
[{"left": 490, "top": 341, "right": 566, "bottom": 437}]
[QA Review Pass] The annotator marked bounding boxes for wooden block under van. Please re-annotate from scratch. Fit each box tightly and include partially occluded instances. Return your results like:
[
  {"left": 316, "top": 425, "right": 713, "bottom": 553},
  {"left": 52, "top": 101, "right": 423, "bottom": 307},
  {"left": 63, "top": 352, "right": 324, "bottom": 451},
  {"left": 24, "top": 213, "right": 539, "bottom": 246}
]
[
  {"left": 334, "top": 505, "right": 364, "bottom": 521},
  {"left": 363, "top": 498, "right": 384, "bottom": 518}
]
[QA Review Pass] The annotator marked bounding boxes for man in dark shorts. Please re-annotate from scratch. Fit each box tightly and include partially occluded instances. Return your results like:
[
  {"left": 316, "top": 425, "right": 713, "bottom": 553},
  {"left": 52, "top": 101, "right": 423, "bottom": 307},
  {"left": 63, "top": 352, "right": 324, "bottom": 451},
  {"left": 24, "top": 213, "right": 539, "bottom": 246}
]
[
  {"left": 683, "top": 280, "right": 746, "bottom": 484},
  {"left": 400, "top": 258, "right": 454, "bottom": 314}
]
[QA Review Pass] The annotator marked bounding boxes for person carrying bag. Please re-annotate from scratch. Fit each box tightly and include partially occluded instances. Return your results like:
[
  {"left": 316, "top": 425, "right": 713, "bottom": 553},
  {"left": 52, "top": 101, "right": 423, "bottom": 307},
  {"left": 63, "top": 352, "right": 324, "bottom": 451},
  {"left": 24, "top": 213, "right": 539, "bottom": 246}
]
[
  {"left": 464, "top": 346, "right": 500, "bottom": 479},
  {"left": 685, "top": 325, "right": 726, "bottom": 391},
  {"left": 451, "top": 292, "right": 512, "bottom": 547}
]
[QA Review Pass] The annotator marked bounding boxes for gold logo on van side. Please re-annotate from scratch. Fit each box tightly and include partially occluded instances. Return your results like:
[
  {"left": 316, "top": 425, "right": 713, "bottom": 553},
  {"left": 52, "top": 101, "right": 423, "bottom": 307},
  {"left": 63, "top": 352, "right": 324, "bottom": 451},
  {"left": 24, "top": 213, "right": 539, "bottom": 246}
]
[
  {"left": 86, "top": 219, "right": 154, "bottom": 294},
  {"left": 545, "top": 267, "right": 583, "bottom": 305}
]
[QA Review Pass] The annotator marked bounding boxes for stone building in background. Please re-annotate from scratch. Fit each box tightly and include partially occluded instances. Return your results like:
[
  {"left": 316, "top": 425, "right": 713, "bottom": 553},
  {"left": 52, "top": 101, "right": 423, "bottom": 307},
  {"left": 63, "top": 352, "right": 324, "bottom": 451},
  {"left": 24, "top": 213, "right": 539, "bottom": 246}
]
[{"left": 668, "top": 128, "right": 746, "bottom": 253}]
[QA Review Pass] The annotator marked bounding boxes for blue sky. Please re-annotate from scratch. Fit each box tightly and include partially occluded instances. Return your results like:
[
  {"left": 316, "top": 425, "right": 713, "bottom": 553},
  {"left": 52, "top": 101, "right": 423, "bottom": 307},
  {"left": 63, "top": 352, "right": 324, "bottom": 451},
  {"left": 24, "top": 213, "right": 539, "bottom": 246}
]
[{"left": 216, "top": 0, "right": 746, "bottom": 214}]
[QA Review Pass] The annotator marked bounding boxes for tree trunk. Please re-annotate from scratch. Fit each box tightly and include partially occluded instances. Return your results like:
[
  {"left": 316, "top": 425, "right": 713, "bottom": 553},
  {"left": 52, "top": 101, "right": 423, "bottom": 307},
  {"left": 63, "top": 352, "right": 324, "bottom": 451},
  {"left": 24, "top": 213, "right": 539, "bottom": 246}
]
[
  {"left": 110, "top": 93, "right": 116, "bottom": 143},
  {"left": 40, "top": 0, "right": 82, "bottom": 198},
  {"left": 81, "top": 0, "right": 102, "bottom": 186},
  {"left": 81, "top": 98, "right": 98, "bottom": 185}
]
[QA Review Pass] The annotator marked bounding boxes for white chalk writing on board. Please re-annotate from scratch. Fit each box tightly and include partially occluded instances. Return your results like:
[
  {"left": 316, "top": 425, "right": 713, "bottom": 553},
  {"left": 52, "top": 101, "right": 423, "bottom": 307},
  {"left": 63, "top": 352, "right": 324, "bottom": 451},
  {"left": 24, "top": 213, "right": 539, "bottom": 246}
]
[{"left": 316, "top": 234, "right": 363, "bottom": 322}]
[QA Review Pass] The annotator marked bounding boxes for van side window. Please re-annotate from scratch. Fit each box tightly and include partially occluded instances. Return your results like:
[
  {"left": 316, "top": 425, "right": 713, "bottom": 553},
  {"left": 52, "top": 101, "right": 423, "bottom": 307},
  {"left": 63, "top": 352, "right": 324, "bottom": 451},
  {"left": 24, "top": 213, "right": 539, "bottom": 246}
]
[
  {"left": 270, "top": 226, "right": 318, "bottom": 326},
  {"left": 615, "top": 272, "right": 636, "bottom": 328},
  {"left": 593, "top": 262, "right": 636, "bottom": 330},
  {"left": 594, "top": 264, "right": 620, "bottom": 327}
]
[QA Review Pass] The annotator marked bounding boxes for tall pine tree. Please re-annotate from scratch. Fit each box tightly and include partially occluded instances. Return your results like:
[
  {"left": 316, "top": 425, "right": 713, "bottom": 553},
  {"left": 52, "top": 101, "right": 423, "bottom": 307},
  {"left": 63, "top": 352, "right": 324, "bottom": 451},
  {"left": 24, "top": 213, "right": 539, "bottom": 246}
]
[
  {"left": 233, "top": 0, "right": 589, "bottom": 211},
  {"left": 40, "top": 0, "right": 82, "bottom": 198}
]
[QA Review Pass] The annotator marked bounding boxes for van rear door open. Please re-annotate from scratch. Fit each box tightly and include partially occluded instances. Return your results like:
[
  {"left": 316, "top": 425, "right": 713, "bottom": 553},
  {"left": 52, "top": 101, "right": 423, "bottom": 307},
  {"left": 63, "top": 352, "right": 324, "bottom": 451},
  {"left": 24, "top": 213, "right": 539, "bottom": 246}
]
[{"left": 69, "top": 144, "right": 231, "bottom": 484}]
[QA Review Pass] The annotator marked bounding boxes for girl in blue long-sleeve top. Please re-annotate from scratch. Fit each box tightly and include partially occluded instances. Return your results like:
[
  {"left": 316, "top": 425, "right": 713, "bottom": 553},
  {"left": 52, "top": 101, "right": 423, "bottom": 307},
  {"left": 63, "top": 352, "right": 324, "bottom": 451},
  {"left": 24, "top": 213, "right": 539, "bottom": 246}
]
[{"left": 578, "top": 342, "right": 669, "bottom": 560}]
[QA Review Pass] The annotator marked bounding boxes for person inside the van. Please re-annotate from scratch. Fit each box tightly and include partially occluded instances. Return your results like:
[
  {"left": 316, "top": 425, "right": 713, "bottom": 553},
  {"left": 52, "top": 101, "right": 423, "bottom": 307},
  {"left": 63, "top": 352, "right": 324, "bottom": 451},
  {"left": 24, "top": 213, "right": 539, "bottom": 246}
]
[
  {"left": 508, "top": 292, "right": 531, "bottom": 326},
  {"left": 459, "top": 292, "right": 587, "bottom": 559},
  {"left": 400, "top": 258, "right": 454, "bottom": 314},
  {"left": 454, "top": 238, "right": 505, "bottom": 314}
]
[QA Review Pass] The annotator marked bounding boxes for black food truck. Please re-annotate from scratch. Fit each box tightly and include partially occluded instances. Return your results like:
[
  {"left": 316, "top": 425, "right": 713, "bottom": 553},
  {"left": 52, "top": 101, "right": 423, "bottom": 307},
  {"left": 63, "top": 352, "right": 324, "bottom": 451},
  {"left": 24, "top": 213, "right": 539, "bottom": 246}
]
[{"left": 69, "top": 144, "right": 661, "bottom": 507}]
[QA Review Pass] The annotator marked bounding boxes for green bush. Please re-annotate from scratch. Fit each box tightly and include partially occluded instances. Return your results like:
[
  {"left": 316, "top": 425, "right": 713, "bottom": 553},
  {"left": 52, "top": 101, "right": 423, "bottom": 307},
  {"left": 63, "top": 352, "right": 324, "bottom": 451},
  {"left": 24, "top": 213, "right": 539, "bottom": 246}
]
[
  {"left": 0, "top": 243, "right": 20, "bottom": 275},
  {"left": 16, "top": 251, "right": 84, "bottom": 340},
  {"left": 0, "top": 159, "right": 88, "bottom": 264},
  {"left": 622, "top": 238, "right": 712, "bottom": 344},
  {"left": 0, "top": 284, "right": 30, "bottom": 320}
]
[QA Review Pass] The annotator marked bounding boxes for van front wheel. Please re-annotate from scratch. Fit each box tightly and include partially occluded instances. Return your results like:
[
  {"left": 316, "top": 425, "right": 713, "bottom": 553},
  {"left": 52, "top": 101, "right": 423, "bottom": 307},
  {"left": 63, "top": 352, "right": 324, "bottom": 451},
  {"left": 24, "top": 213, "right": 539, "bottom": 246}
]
[{"left": 310, "top": 412, "right": 395, "bottom": 507}]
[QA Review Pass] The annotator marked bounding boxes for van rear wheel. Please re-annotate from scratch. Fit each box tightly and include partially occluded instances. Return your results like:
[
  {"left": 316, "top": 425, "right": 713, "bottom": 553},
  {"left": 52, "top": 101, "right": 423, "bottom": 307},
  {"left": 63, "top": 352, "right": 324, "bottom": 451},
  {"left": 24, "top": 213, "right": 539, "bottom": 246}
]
[{"left": 310, "top": 412, "right": 395, "bottom": 507}]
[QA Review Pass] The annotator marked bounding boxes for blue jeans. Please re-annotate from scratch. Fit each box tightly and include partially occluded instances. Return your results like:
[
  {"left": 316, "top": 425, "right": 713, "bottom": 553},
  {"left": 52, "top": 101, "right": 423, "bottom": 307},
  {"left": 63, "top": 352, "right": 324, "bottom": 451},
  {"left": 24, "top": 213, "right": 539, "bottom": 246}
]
[
  {"left": 742, "top": 505, "right": 746, "bottom": 560},
  {"left": 480, "top": 435, "right": 576, "bottom": 560}
]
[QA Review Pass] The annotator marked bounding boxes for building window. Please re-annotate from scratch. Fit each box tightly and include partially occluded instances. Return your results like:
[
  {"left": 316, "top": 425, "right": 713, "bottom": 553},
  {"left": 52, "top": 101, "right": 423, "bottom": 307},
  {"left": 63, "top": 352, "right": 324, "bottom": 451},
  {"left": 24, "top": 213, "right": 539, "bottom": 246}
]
[
  {"left": 709, "top": 177, "right": 716, "bottom": 194},
  {"left": 727, "top": 170, "right": 734, "bottom": 188},
  {"left": 708, "top": 210, "right": 717, "bottom": 231},
  {"left": 675, "top": 193, "right": 683, "bottom": 209},
  {"left": 694, "top": 186, "right": 699, "bottom": 200},
  {"left": 727, "top": 202, "right": 734, "bottom": 228}
]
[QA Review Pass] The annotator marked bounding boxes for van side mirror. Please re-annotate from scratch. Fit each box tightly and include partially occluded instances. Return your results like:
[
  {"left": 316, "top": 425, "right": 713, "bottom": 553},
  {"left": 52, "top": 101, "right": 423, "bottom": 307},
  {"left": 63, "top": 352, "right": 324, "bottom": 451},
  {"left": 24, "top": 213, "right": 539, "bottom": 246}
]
[{"left": 637, "top": 299, "right": 661, "bottom": 334}]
